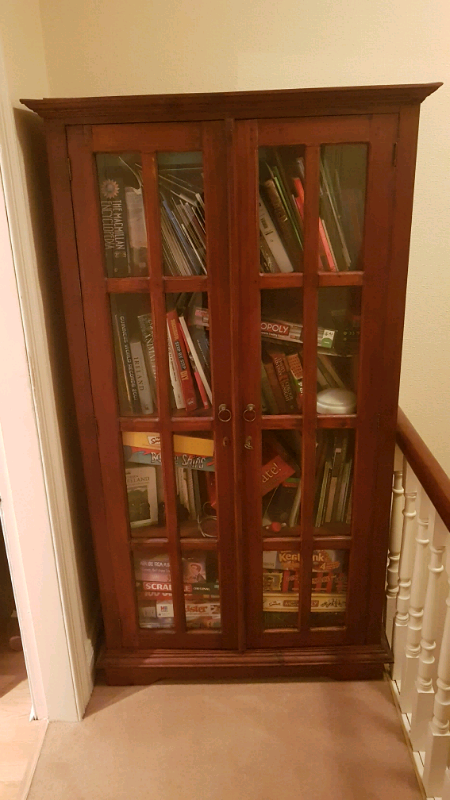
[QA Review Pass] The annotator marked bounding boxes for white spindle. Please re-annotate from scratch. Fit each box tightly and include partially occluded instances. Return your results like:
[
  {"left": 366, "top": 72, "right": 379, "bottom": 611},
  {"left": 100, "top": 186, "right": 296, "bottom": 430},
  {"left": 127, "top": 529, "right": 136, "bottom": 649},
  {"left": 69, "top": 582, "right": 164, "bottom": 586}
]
[
  {"left": 410, "top": 514, "right": 447, "bottom": 751},
  {"left": 385, "top": 448, "right": 405, "bottom": 646},
  {"left": 422, "top": 571, "right": 450, "bottom": 797},
  {"left": 441, "top": 766, "right": 450, "bottom": 800},
  {"left": 392, "top": 461, "right": 418, "bottom": 680},
  {"left": 399, "top": 491, "right": 433, "bottom": 712}
]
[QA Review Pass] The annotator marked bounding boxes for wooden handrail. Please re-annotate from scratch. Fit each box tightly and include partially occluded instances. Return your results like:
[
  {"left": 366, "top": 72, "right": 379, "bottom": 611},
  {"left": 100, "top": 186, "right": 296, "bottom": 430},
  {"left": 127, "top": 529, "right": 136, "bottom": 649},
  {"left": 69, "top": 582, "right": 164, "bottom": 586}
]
[{"left": 397, "top": 407, "right": 450, "bottom": 532}]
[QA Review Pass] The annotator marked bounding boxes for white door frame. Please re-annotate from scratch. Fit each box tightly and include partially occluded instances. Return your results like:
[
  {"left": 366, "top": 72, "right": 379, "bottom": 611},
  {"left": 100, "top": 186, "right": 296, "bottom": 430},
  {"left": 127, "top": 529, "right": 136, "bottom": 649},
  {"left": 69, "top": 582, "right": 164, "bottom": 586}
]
[{"left": 0, "top": 41, "right": 94, "bottom": 721}]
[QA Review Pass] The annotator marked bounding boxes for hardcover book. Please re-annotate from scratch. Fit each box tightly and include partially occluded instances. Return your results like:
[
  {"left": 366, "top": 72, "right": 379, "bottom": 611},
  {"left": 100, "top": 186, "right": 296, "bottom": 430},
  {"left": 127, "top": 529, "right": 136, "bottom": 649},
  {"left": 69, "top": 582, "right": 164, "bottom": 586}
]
[{"left": 126, "top": 465, "right": 158, "bottom": 528}]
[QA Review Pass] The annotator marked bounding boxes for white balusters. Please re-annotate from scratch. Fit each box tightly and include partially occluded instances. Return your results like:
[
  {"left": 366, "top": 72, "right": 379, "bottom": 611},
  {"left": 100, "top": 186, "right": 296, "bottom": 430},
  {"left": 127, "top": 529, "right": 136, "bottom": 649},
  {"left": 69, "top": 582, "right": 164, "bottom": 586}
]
[
  {"left": 385, "top": 448, "right": 405, "bottom": 646},
  {"left": 399, "top": 491, "right": 433, "bottom": 712},
  {"left": 392, "top": 462, "right": 418, "bottom": 680},
  {"left": 422, "top": 572, "right": 450, "bottom": 796},
  {"left": 410, "top": 514, "right": 447, "bottom": 751}
]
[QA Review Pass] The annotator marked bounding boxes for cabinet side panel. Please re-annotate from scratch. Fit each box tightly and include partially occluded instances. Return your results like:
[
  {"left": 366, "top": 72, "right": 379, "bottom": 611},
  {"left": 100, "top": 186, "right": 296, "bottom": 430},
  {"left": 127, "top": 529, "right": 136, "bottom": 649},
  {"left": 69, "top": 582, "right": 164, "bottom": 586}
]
[
  {"left": 44, "top": 121, "right": 121, "bottom": 648},
  {"left": 366, "top": 105, "right": 421, "bottom": 644}
]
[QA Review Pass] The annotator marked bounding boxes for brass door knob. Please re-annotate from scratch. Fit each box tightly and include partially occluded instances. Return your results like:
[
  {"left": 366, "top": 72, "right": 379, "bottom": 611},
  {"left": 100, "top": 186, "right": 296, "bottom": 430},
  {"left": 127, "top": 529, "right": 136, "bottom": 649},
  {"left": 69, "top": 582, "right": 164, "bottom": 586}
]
[
  {"left": 243, "top": 403, "right": 256, "bottom": 422},
  {"left": 217, "top": 404, "right": 232, "bottom": 422}
]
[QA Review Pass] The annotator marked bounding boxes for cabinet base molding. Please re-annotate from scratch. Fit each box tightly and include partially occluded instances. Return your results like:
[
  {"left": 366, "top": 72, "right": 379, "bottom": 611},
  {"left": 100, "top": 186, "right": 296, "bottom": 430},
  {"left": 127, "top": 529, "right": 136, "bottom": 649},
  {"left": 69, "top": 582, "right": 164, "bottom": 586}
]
[{"left": 99, "top": 643, "right": 391, "bottom": 685}]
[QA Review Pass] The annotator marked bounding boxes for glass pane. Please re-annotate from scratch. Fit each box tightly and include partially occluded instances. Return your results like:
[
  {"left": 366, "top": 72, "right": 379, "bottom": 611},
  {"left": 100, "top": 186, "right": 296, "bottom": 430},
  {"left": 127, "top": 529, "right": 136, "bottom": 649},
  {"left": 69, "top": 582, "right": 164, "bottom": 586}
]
[
  {"left": 262, "top": 430, "right": 302, "bottom": 535},
  {"left": 174, "top": 432, "right": 216, "bottom": 539},
  {"left": 134, "top": 551, "right": 174, "bottom": 629},
  {"left": 258, "top": 147, "right": 304, "bottom": 273},
  {"left": 110, "top": 295, "right": 157, "bottom": 416},
  {"left": 317, "top": 287, "right": 361, "bottom": 415},
  {"left": 320, "top": 145, "right": 367, "bottom": 272},
  {"left": 261, "top": 289, "right": 303, "bottom": 415},
  {"left": 263, "top": 550, "right": 301, "bottom": 630},
  {"left": 96, "top": 153, "right": 148, "bottom": 277},
  {"left": 314, "top": 430, "right": 355, "bottom": 531},
  {"left": 166, "top": 293, "right": 211, "bottom": 413},
  {"left": 183, "top": 551, "right": 220, "bottom": 630},
  {"left": 310, "top": 548, "right": 349, "bottom": 627},
  {"left": 157, "top": 152, "right": 206, "bottom": 276},
  {"left": 122, "top": 431, "right": 165, "bottom": 537}
]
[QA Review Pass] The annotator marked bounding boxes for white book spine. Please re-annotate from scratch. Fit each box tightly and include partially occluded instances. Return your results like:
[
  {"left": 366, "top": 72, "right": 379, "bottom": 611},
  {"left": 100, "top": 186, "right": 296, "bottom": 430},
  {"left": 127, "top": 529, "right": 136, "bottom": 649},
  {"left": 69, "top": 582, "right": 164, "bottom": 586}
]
[
  {"left": 258, "top": 195, "right": 293, "bottom": 273},
  {"left": 179, "top": 316, "right": 212, "bottom": 403},
  {"left": 130, "top": 340, "right": 153, "bottom": 414},
  {"left": 167, "top": 326, "right": 185, "bottom": 409}
]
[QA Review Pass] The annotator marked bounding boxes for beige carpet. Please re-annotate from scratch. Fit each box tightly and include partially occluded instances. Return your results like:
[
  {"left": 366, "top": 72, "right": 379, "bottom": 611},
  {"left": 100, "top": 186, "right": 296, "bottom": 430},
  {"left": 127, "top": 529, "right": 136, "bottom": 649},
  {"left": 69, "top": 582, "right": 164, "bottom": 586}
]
[{"left": 28, "top": 678, "right": 422, "bottom": 800}]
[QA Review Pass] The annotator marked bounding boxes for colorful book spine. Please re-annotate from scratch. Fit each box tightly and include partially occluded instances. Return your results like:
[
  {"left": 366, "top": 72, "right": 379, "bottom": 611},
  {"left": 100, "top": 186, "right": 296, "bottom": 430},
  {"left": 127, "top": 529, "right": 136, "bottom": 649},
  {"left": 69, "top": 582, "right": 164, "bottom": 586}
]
[
  {"left": 137, "top": 313, "right": 158, "bottom": 405},
  {"left": 116, "top": 312, "right": 141, "bottom": 413},
  {"left": 286, "top": 352, "right": 303, "bottom": 411},
  {"left": 167, "top": 309, "right": 198, "bottom": 412},
  {"left": 97, "top": 158, "right": 131, "bottom": 277},
  {"left": 179, "top": 316, "right": 212, "bottom": 406},
  {"left": 293, "top": 175, "right": 337, "bottom": 272},
  {"left": 258, "top": 194, "right": 294, "bottom": 273},
  {"left": 263, "top": 361, "right": 288, "bottom": 413},
  {"left": 263, "top": 178, "right": 301, "bottom": 266},
  {"left": 167, "top": 331, "right": 184, "bottom": 410},
  {"left": 130, "top": 340, "right": 153, "bottom": 414},
  {"left": 260, "top": 363, "right": 280, "bottom": 414},
  {"left": 267, "top": 348, "right": 297, "bottom": 413}
]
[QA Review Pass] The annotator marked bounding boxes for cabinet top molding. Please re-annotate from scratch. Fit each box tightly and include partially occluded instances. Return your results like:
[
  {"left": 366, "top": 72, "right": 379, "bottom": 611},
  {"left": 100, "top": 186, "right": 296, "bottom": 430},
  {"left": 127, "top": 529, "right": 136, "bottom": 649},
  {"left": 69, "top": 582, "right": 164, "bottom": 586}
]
[{"left": 21, "top": 82, "right": 442, "bottom": 124}]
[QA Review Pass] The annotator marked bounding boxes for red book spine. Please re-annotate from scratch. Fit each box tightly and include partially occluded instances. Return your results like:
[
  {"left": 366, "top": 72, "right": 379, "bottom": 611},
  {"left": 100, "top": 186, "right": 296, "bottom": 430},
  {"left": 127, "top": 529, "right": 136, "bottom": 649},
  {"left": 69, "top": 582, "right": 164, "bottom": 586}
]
[
  {"left": 167, "top": 310, "right": 198, "bottom": 411},
  {"left": 263, "top": 361, "right": 288, "bottom": 412},
  {"left": 178, "top": 321, "right": 209, "bottom": 409},
  {"left": 267, "top": 349, "right": 297, "bottom": 413},
  {"left": 261, "top": 455, "right": 295, "bottom": 495},
  {"left": 294, "top": 178, "right": 337, "bottom": 272}
]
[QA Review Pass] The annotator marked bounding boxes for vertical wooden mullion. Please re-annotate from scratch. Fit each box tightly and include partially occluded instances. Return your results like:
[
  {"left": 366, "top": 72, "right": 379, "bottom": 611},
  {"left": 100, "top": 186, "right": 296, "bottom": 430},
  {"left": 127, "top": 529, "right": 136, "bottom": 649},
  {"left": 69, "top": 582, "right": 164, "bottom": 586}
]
[
  {"left": 202, "top": 121, "right": 237, "bottom": 648},
  {"left": 299, "top": 145, "right": 320, "bottom": 635},
  {"left": 141, "top": 152, "right": 186, "bottom": 634}
]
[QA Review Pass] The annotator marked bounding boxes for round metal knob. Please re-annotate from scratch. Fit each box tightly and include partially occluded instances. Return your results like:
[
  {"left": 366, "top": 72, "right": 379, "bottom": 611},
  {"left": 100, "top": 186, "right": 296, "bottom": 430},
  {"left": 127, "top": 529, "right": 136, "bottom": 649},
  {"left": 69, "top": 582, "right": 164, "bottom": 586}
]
[
  {"left": 217, "top": 404, "right": 232, "bottom": 423},
  {"left": 243, "top": 403, "right": 256, "bottom": 422}
]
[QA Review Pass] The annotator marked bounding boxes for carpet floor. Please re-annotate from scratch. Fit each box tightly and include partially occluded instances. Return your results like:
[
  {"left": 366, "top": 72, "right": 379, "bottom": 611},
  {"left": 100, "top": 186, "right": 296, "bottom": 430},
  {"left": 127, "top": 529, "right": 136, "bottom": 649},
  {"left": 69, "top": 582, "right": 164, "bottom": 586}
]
[{"left": 28, "top": 678, "right": 422, "bottom": 800}]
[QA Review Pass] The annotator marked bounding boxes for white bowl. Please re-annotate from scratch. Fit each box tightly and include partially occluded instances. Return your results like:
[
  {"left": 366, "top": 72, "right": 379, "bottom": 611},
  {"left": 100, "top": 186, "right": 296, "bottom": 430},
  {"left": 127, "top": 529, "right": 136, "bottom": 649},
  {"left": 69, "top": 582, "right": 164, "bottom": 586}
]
[{"left": 317, "top": 388, "right": 356, "bottom": 415}]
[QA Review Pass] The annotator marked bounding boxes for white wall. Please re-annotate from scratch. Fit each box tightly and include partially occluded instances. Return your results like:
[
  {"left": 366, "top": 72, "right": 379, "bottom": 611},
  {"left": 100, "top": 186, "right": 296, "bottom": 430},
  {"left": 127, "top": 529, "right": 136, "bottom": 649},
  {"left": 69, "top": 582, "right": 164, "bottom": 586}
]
[
  {"left": 38, "top": 0, "right": 450, "bottom": 473},
  {"left": 0, "top": 0, "right": 98, "bottom": 719}
]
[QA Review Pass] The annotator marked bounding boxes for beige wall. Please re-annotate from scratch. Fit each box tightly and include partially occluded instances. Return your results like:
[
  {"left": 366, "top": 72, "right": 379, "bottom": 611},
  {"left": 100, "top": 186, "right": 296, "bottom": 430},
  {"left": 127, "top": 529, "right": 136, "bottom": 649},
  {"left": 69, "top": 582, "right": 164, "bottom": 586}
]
[{"left": 38, "top": 0, "right": 450, "bottom": 473}]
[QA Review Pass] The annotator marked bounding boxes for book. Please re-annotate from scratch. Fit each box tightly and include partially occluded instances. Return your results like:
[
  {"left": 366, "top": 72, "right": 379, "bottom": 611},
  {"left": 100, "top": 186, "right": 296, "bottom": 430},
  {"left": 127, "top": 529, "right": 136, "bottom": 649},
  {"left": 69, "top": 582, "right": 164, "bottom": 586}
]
[
  {"left": 293, "top": 173, "right": 337, "bottom": 272},
  {"left": 286, "top": 351, "right": 303, "bottom": 410},
  {"left": 167, "top": 331, "right": 185, "bottom": 410},
  {"left": 266, "top": 347, "right": 297, "bottom": 413},
  {"left": 97, "top": 157, "right": 130, "bottom": 277},
  {"left": 263, "top": 178, "right": 301, "bottom": 267},
  {"left": 126, "top": 465, "right": 158, "bottom": 528},
  {"left": 311, "top": 549, "right": 348, "bottom": 613},
  {"left": 261, "top": 436, "right": 296, "bottom": 495},
  {"left": 179, "top": 316, "right": 212, "bottom": 405},
  {"left": 113, "top": 311, "right": 141, "bottom": 414},
  {"left": 123, "top": 431, "right": 215, "bottom": 471},
  {"left": 260, "top": 362, "right": 279, "bottom": 414},
  {"left": 167, "top": 309, "right": 198, "bottom": 412},
  {"left": 263, "top": 360, "right": 288, "bottom": 413},
  {"left": 324, "top": 433, "right": 345, "bottom": 523},
  {"left": 188, "top": 325, "right": 211, "bottom": 385},
  {"left": 129, "top": 340, "right": 153, "bottom": 414},
  {"left": 318, "top": 354, "right": 345, "bottom": 389},
  {"left": 185, "top": 602, "right": 221, "bottom": 629},
  {"left": 137, "top": 313, "right": 158, "bottom": 406},
  {"left": 124, "top": 186, "right": 148, "bottom": 276},
  {"left": 258, "top": 194, "right": 294, "bottom": 273}
]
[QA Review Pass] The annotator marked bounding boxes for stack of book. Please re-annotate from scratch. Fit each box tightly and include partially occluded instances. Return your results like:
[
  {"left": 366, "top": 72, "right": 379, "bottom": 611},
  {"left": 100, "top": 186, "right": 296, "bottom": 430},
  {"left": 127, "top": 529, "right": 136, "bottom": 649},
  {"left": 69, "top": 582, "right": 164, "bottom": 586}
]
[
  {"left": 314, "top": 431, "right": 354, "bottom": 528},
  {"left": 263, "top": 550, "right": 301, "bottom": 628},
  {"left": 111, "top": 294, "right": 212, "bottom": 416},
  {"left": 97, "top": 154, "right": 148, "bottom": 277},
  {"left": 258, "top": 147, "right": 364, "bottom": 274},
  {"left": 134, "top": 552, "right": 220, "bottom": 630},
  {"left": 158, "top": 156, "right": 206, "bottom": 276},
  {"left": 123, "top": 431, "right": 215, "bottom": 534},
  {"left": 311, "top": 548, "right": 348, "bottom": 619},
  {"left": 261, "top": 431, "right": 302, "bottom": 531}
]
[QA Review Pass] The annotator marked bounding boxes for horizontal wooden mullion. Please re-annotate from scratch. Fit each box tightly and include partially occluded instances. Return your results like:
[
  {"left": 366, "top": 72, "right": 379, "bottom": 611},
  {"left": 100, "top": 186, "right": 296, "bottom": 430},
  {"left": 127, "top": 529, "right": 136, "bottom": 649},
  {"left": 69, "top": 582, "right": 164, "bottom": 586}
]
[
  {"left": 318, "top": 271, "right": 364, "bottom": 287},
  {"left": 261, "top": 415, "right": 303, "bottom": 429},
  {"left": 316, "top": 415, "right": 357, "bottom": 429},
  {"left": 163, "top": 276, "right": 209, "bottom": 293},
  {"left": 259, "top": 273, "right": 304, "bottom": 290},
  {"left": 130, "top": 538, "right": 169, "bottom": 550},
  {"left": 179, "top": 539, "right": 218, "bottom": 551},
  {"left": 170, "top": 416, "right": 214, "bottom": 431},
  {"left": 262, "top": 537, "right": 301, "bottom": 550},
  {"left": 312, "top": 535, "right": 352, "bottom": 549},
  {"left": 119, "top": 416, "right": 161, "bottom": 431},
  {"left": 106, "top": 277, "right": 150, "bottom": 293}
]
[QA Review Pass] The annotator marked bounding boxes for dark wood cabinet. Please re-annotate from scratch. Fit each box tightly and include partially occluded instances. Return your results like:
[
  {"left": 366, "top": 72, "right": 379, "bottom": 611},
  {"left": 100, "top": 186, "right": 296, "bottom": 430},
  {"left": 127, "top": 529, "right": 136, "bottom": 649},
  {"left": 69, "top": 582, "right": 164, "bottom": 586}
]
[{"left": 23, "top": 83, "right": 440, "bottom": 683}]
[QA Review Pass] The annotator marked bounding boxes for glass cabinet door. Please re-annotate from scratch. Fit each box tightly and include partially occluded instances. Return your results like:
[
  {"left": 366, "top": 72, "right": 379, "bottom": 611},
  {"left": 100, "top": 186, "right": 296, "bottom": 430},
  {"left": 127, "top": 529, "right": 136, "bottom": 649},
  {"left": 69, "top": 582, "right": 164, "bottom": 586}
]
[
  {"left": 68, "top": 122, "right": 237, "bottom": 649},
  {"left": 241, "top": 116, "right": 397, "bottom": 648}
]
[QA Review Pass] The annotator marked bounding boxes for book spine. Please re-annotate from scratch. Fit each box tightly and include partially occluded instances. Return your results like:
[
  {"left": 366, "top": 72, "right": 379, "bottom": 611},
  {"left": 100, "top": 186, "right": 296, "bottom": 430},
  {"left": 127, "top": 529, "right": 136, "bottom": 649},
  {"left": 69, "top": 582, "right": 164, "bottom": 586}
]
[
  {"left": 130, "top": 340, "right": 153, "bottom": 414},
  {"left": 97, "top": 160, "right": 131, "bottom": 277},
  {"left": 294, "top": 174, "right": 337, "bottom": 272},
  {"left": 263, "top": 361, "right": 288, "bottom": 413},
  {"left": 286, "top": 352, "right": 303, "bottom": 411},
  {"left": 267, "top": 350, "right": 297, "bottom": 413},
  {"left": 179, "top": 316, "right": 212, "bottom": 406},
  {"left": 117, "top": 313, "right": 141, "bottom": 413},
  {"left": 124, "top": 187, "right": 148, "bottom": 276},
  {"left": 167, "top": 310, "right": 197, "bottom": 412},
  {"left": 137, "top": 313, "right": 158, "bottom": 405},
  {"left": 261, "top": 455, "right": 295, "bottom": 496},
  {"left": 167, "top": 332, "right": 185, "bottom": 410},
  {"left": 185, "top": 468, "right": 196, "bottom": 520},
  {"left": 264, "top": 178, "right": 301, "bottom": 266},
  {"left": 260, "top": 362, "right": 279, "bottom": 414},
  {"left": 259, "top": 231, "right": 279, "bottom": 273},
  {"left": 258, "top": 194, "right": 294, "bottom": 273}
]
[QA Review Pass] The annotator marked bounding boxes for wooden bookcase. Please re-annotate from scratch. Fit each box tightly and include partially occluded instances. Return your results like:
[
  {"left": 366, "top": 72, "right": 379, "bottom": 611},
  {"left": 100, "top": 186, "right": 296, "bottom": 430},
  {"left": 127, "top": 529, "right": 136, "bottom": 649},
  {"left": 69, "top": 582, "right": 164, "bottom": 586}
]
[{"left": 22, "top": 83, "right": 440, "bottom": 684}]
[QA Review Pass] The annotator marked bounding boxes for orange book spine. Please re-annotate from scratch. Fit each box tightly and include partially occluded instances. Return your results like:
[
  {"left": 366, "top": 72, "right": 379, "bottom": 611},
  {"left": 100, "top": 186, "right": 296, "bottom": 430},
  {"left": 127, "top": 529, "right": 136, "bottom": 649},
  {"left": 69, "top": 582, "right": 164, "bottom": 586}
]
[
  {"left": 167, "top": 309, "right": 198, "bottom": 412},
  {"left": 294, "top": 177, "right": 337, "bottom": 272}
]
